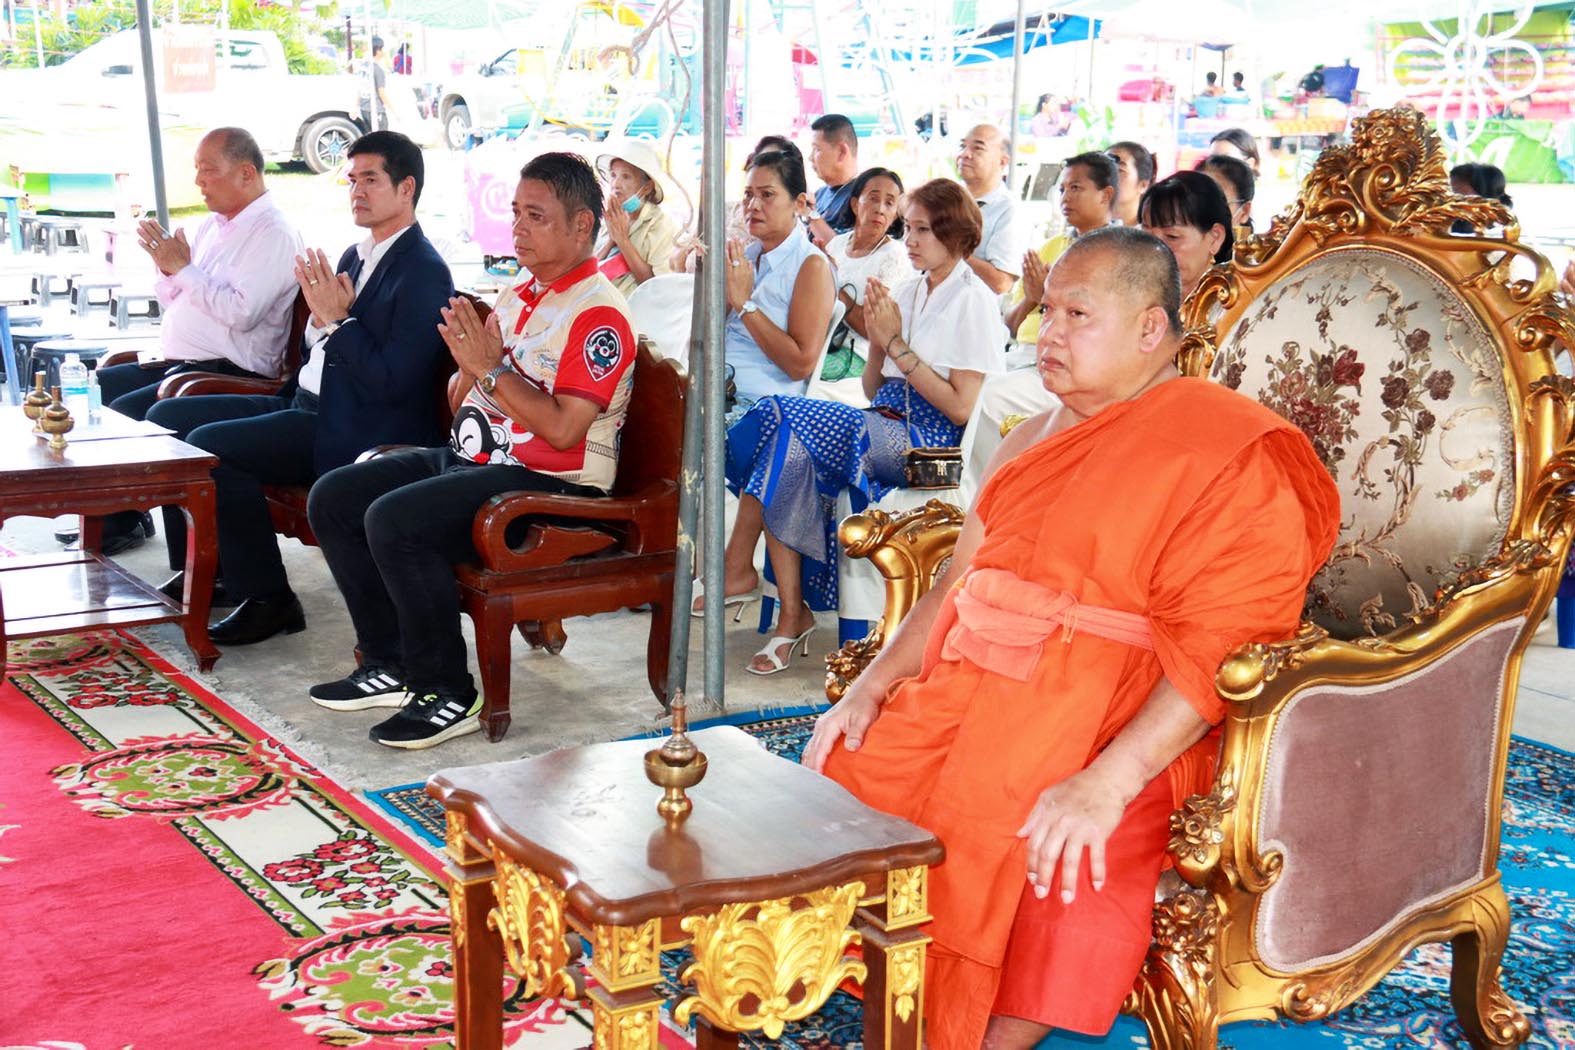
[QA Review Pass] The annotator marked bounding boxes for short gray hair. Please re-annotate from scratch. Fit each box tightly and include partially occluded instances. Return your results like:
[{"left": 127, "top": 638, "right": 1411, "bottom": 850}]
[
  {"left": 1065, "top": 226, "right": 1183, "bottom": 337},
  {"left": 208, "top": 127, "right": 265, "bottom": 175}
]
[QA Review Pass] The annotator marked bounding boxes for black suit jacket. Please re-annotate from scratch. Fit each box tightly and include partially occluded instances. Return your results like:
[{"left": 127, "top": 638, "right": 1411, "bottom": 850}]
[{"left": 286, "top": 222, "right": 454, "bottom": 474}]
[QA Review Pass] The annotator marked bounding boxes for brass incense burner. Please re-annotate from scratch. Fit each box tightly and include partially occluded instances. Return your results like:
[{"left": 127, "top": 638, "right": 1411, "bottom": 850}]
[
  {"left": 643, "top": 689, "right": 707, "bottom": 824},
  {"left": 39, "top": 387, "right": 73, "bottom": 450},
  {"left": 23, "top": 370, "right": 51, "bottom": 433}
]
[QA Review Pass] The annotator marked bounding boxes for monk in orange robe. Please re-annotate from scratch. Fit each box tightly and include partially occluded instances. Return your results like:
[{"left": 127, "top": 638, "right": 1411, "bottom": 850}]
[{"left": 804, "top": 227, "right": 1341, "bottom": 1050}]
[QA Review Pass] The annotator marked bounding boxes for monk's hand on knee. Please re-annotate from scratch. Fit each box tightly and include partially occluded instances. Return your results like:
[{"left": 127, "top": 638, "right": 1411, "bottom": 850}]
[
  {"left": 801, "top": 690, "right": 881, "bottom": 773},
  {"left": 1016, "top": 767, "right": 1127, "bottom": 904}
]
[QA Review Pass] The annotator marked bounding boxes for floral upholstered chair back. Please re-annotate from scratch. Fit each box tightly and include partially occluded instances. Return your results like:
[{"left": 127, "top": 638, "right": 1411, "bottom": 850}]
[
  {"left": 1181, "top": 109, "right": 1575, "bottom": 642},
  {"left": 1210, "top": 249, "right": 1511, "bottom": 639}
]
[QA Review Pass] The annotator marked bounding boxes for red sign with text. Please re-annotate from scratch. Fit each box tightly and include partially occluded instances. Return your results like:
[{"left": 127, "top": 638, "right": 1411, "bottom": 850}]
[{"left": 162, "top": 25, "right": 216, "bottom": 94}]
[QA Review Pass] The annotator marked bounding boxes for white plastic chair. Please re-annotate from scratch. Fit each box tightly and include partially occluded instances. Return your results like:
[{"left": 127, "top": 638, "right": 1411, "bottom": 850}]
[{"left": 626, "top": 273, "right": 696, "bottom": 372}]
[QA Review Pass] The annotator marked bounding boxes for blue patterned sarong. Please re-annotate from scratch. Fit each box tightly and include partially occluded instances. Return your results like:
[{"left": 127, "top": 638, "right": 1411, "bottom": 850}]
[{"left": 724, "top": 379, "right": 963, "bottom": 611}]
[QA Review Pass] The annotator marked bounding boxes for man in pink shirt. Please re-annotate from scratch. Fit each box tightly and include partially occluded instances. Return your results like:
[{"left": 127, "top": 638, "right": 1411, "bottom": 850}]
[{"left": 87, "top": 126, "right": 301, "bottom": 552}]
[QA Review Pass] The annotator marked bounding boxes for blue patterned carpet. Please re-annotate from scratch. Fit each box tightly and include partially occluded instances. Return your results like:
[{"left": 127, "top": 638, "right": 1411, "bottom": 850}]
[{"left": 370, "top": 715, "right": 1575, "bottom": 1049}]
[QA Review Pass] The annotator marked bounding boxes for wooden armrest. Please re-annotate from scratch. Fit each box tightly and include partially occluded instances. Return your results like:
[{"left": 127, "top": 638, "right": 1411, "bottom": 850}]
[
  {"left": 471, "top": 481, "right": 677, "bottom": 573},
  {"left": 158, "top": 372, "right": 285, "bottom": 399},
  {"left": 98, "top": 348, "right": 153, "bottom": 369}
]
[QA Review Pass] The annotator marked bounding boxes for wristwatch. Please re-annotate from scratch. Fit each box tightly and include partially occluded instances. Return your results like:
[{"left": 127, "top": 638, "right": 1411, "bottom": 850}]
[
  {"left": 479, "top": 362, "right": 509, "bottom": 394},
  {"left": 740, "top": 299, "right": 761, "bottom": 317}
]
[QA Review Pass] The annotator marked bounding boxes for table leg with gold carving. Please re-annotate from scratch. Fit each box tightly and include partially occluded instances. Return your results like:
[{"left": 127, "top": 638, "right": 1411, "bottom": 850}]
[
  {"left": 588, "top": 986, "right": 663, "bottom": 1050},
  {"left": 856, "top": 865, "right": 932, "bottom": 1050},
  {"left": 586, "top": 917, "right": 664, "bottom": 1050},
  {"left": 443, "top": 813, "right": 505, "bottom": 1050}
]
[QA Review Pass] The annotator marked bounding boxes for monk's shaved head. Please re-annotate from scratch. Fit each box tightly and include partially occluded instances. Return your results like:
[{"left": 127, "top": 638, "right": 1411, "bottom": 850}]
[{"left": 1063, "top": 226, "right": 1183, "bottom": 337}]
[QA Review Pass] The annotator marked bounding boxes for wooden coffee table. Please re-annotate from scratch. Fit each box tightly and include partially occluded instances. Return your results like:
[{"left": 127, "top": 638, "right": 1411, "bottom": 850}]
[
  {"left": 429, "top": 725, "right": 945, "bottom": 1050},
  {"left": 0, "top": 405, "right": 220, "bottom": 675}
]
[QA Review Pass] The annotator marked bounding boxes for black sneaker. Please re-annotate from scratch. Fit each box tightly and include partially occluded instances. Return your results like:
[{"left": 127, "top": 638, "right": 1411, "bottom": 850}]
[
  {"left": 368, "top": 687, "right": 482, "bottom": 750},
  {"left": 309, "top": 665, "right": 411, "bottom": 712}
]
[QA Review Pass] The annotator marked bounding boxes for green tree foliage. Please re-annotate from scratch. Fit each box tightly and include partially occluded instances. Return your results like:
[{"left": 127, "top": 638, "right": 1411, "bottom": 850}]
[{"left": 2, "top": 0, "right": 338, "bottom": 73}]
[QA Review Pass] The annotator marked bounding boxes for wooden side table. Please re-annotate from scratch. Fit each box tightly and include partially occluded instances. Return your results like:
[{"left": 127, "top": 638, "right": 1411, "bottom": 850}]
[
  {"left": 429, "top": 725, "right": 945, "bottom": 1050},
  {"left": 0, "top": 406, "right": 221, "bottom": 674}
]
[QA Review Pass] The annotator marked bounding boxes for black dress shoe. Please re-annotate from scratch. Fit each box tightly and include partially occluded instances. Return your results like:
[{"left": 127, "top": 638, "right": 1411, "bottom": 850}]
[
  {"left": 208, "top": 595, "right": 306, "bottom": 646},
  {"left": 158, "top": 572, "right": 237, "bottom": 609},
  {"left": 62, "top": 513, "right": 157, "bottom": 555}
]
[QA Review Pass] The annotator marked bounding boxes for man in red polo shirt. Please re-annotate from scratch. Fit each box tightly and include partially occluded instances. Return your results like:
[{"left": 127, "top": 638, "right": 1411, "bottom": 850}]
[{"left": 305, "top": 152, "right": 636, "bottom": 749}]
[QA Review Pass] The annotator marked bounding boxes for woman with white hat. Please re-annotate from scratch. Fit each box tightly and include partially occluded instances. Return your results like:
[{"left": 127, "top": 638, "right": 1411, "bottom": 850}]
[{"left": 596, "top": 139, "right": 680, "bottom": 297}]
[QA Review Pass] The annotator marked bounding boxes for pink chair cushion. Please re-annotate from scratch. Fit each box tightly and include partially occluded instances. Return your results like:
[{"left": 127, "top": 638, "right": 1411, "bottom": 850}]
[{"left": 1252, "top": 617, "right": 1520, "bottom": 970}]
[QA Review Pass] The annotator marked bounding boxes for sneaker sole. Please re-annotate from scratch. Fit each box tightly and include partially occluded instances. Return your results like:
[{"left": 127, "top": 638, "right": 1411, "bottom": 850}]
[
  {"left": 309, "top": 691, "right": 411, "bottom": 712},
  {"left": 371, "top": 715, "right": 482, "bottom": 750}
]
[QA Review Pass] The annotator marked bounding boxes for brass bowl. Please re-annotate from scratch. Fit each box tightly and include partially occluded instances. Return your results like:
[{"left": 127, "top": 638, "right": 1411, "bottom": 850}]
[{"left": 644, "top": 747, "right": 708, "bottom": 823}]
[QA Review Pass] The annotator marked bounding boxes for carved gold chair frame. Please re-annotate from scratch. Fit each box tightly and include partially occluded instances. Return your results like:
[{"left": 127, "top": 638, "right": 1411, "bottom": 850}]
[{"left": 825, "top": 109, "right": 1575, "bottom": 1049}]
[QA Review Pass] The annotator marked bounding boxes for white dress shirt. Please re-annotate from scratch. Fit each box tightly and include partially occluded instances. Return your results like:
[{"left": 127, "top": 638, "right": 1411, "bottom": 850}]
[
  {"left": 885, "top": 261, "right": 1008, "bottom": 381},
  {"left": 298, "top": 224, "right": 413, "bottom": 395},
  {"left": 973, "top": 183, "right": 1027, "bottom": 278},
  {"left": 156, "top": 191, "right": 303, "bottom": 376}
]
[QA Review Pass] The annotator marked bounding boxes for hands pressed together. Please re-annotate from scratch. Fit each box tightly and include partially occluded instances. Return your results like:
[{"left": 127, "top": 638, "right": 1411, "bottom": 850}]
[
  {"left": 295, "top": 248, "right": 355, "bottom": 327},
  {"left": 723, "top": 239, "right": 755, "bottom": 312},
  {"left": 1020, "top": 249, "right": 1050, "bottom": 307},
  {"left": 137, "top": 218, "right": 191, "bottom": 276},
  {"left": 861, "top": 277, "right": 901, "bottom": 353},
  {"left": 438, "top": 295, "right": 506, "bottom": 379},
  {"left": 603, "top": 192, "right": 633, "bottom": 247}
]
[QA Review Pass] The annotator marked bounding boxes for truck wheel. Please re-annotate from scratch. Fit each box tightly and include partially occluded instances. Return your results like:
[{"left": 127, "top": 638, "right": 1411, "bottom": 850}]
[
  {"left": 302, "top": 116, "right": 360, "bottom": 174},
  {"left": 444, "top": 104, "right": 472, "bottom": 150}
]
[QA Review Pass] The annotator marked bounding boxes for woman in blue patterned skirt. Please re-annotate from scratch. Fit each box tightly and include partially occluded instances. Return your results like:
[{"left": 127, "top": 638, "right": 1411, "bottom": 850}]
[{"left": 719, "top": 179, "right": 1005, "bottom": 675}]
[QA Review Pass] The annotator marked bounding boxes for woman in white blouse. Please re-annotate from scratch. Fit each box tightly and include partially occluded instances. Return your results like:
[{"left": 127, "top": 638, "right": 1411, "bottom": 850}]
[
  {"left": 824, "top": 167, "right": 913, "bottom": 359},
  {"left": 719, "top": 179, "right": 1005, "bottom": 674}
]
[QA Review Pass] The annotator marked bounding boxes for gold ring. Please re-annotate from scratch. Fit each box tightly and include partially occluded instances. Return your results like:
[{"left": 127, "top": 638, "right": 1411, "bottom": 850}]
[
  {"left": 456, "top": 333, "right": 467, "bottom": 341},
  {"left": 309, "top": 279, "right": 319, "bottom": 286}
]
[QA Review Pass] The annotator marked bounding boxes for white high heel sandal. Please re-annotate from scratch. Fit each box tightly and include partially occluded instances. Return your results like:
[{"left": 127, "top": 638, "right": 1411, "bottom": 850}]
[
  {"left": 689, "top": 578, "right": 756, "bottom": 621},
  {"left": 745, "top": 625, "right": 816, "bottom": 676}
]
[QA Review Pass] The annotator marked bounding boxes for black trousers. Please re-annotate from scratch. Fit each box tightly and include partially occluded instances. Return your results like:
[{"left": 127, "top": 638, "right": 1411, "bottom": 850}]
[
  {"left": 144, "top": 392, "right": 319, "bottom": 598},
  {"left": 308, "top": 446, "right": 595, "bottom": 694},
  {"left": 95, "top": 359, "right": 268, "bottom": 537}
]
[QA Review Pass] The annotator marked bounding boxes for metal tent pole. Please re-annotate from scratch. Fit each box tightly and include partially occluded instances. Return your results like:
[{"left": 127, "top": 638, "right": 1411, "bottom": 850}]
[
  {"left": 667, "top": 0, "right": 730, "bottom": 710},
  {"left": 1008, "top": 0, "right": 1026, "bottom": 172},
  {"left": 365, "top": 0, "right": 380, "bottom": 130},
  {"left": 134, "top": 0, "right": 169, "bottom": 229}
]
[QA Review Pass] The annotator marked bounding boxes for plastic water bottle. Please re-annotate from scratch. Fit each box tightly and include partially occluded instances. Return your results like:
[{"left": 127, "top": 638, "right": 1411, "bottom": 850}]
[
  {"left": 59, "top": 353, "right": 89, "bottom": 418},
  {"left": 86, "top": 369, "right": 103, "bottom": 425}
]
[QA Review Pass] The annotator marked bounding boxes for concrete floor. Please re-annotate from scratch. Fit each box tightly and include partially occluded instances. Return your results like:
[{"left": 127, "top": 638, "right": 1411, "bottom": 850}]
[{"left": 1, "top": 511, "right": 836, "bottom": 790}]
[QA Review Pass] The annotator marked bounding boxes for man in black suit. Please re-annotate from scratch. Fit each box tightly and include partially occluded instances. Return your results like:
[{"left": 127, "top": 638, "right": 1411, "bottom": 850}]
[{"left": 146, "top": 130, "right": 454, "bottom": 646}]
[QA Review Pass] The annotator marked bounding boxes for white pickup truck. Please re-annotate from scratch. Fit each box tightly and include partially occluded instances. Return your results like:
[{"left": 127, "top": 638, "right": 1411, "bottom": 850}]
[{"left": 0, "top": 28, "right": 366, "bottom": 174}]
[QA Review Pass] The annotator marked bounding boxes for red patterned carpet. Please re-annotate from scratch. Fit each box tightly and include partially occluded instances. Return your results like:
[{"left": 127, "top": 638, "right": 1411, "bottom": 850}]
[{"left": 1, "top": 629, "right": 631, "bottom": 1049}]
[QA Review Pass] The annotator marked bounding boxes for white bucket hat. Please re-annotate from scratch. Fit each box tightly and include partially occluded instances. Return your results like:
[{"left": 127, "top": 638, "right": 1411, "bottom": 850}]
[{"left": 596, "top": 138, "right": 668, "bottom": 205}]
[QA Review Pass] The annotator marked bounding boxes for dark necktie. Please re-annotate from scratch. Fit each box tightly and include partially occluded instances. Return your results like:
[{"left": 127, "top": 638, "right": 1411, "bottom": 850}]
[{"left": 345, "top": 252, "right": 365, "bottom": 289}]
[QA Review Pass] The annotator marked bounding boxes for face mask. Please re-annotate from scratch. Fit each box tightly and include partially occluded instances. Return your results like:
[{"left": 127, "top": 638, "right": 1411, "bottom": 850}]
[{"left": 622, "top": 196, "right": 642, "bottom": 214}]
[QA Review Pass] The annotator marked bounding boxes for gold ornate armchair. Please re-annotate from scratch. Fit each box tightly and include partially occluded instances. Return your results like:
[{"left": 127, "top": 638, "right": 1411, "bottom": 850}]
[{"left": 828, "top": 109, "right": 1575, "bottom": 1048}]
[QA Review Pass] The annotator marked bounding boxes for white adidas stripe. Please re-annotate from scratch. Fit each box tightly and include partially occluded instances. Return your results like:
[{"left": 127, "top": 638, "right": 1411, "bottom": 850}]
[{"left": 357, "top": 673, "right": 398, "bottom": 693}]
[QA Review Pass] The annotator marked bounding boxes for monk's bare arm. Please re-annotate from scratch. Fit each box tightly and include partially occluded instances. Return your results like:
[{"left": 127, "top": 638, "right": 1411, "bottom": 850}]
[
  {"left": 1018, "top": 677, "right": 1210, "bottom": 903},
  {"left": 802, "top": 411, "right": 1056, "bottom": 772}
]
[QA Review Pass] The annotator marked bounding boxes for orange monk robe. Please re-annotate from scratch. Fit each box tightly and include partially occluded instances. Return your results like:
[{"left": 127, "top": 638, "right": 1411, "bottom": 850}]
[{"left": 823, "top": 377, "right": 1340, "bottom": 1048}]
